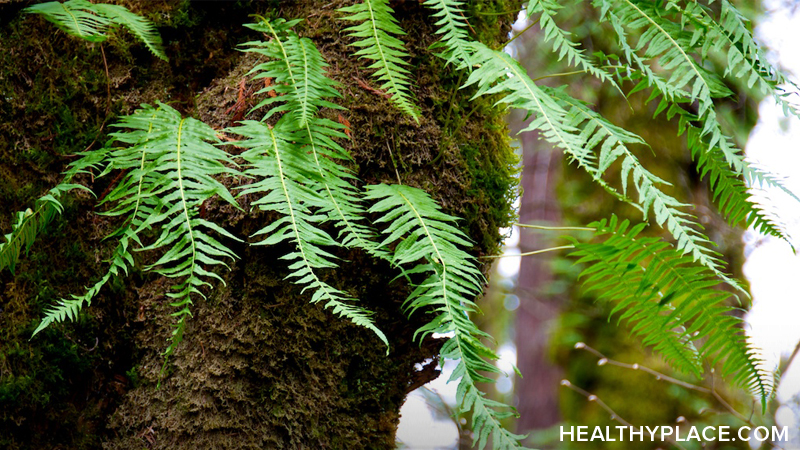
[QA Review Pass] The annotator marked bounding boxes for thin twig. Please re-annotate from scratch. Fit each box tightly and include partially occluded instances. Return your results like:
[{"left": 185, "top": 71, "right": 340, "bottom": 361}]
[
  {"left": 82, "top": 44, "right": 112, "bottom": 153},
  {"left": 560, "top": 379, "right": 687, "bottom": 450},
  {"left": 575, "top": 342, "right": 754, "bottom": 425}
]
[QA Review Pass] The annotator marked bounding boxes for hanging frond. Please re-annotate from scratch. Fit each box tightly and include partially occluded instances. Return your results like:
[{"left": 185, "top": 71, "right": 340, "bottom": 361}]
[
  {"left": 234, "top": 118, "right": 389, "bottom": 348},
  {"left": 525, "top": 0, "right": 619, "bottom": 87},
  {"left": 339, "top": 0, "right": 421, "bottom": 121},
  {"left": 0, "top": 185, "right": 75, "bottom": 275},
  {"left": 241, "top": 16, "right": 384, "bottom": 257},
  {"left": 422, "top": 0, "right": 474, "bottom": 68},
  {"left": 366, "top": 184, "right": 526, "bottom": 450},
  {"left": 570, "top": 215, "right": 774, "bottom": 409},
  {"left": 686, "top": 127, "right": 788, "bottom": 239},
  {"left": 0, "top": 148, "right": 107, "bottom": 274},
  {"left": 25, "top": 0, "right": 167, "bottom": 60},
  {"left": 33, "top": 103, "right": 241, "bottom": 364},
  {"left": 463, "top": 42, "right": 735, "bottom": 285},
  {"left": 32, "top": 233, "right": 134, "bottom": 336}
]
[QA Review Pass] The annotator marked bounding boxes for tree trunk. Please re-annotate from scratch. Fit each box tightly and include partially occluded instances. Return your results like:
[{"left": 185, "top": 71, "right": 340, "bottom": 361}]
[
  {"left": 514, "top": 130, "right": 564, "bottom": 431},
  {"left": 0, "top": 1, "right": 519, "bottom": 448}
]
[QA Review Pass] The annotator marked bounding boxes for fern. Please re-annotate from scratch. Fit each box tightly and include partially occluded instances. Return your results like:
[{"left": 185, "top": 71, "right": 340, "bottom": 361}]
[
  {"left": 0, "top": 148, "right": 108, "bottom": 274},
  {"left": 570, "top": 215, "right": 774, "bottom": 409},
  {"left": 422, "top": 0, "right": 474, "bottom": 68},
  {"left": 33, "top": 103, "right": 241, "bottom": 363},
  {"left": 366, "top": 184, "right": 527, "bottom": 450},
  {"left": 32, "top": 233, "right": 134, "bottom": 336},
  {"left": 339, "top": 0, "right": 421, "bottom": 121},
  {"left": 525, "top": 0, "right": 619, "bottom": 87},
  {"left": 0, "top": 185, "right": 80, "bottom": 275},
  {"left": 25, "top": 0, "right": 167, "bottom": 61},
  {"left": 462, "top": 42, "right": 736, "bottom": 286},
  {"left": 234, "top": 118, "right": 388, "bottom": 348},
  {"left": 240, "top": 17, "right": 382, "bottom": 257},
  {"left": 13, "top": 2, "right": 796, "bottom": 444}
]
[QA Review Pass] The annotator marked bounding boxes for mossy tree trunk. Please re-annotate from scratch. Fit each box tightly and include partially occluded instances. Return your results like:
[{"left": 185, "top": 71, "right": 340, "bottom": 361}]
[{"left": 0, "top": 1, "right": 519, "bottom": 449}]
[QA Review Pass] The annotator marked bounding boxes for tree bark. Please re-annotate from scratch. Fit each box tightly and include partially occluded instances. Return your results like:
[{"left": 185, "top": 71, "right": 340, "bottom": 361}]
[{"left": 0, "top": 1, "right": 519, "bottom": 449}]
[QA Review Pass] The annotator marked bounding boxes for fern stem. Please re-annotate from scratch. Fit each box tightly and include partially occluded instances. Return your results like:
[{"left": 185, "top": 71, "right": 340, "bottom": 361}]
[
  {"left": 530, "top": 65, "right": 629, "bottom": 82},
  {"left": 503, "top": 16, "right": 540, "bottom": 47},
  {"left": 515, "top": 223, "right": 594, "bottom": 231},
  {"left": 483, "top": 244, "right": 574, "bottom": 258}
]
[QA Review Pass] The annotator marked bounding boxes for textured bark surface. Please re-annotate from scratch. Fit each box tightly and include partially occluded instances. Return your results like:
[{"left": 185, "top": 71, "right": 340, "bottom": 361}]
[{"left": 0, "top": 1, "right": 519, "bottom": 449}]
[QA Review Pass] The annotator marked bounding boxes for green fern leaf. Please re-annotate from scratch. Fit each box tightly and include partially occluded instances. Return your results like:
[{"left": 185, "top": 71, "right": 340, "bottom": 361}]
[
  {"left": 33, "top": 233, "right": 134, "bottom": 336},
  {"left": 33, "top": 103, "right": 240, "bottom": 364},
  {"left": 241, "top": 16, "right": 386, "bottom": 257},
  {"left": 1, "top": 147, "right": 107, "bottom": 274},
  {"left": 25, "top": 0, "right": 167, "bottom": 61},
  {"left": 571, "top": 215, "right": 774, "bottom": 408},
  {"left": 422, "top": 0, "right": 474, "bottom": 67},
  {"left": 526, "top": 0, "right": 620, "bottom": 87},
  {"left": 366, "top": 184, "right": 527, "bottom": 450},
  {"left": 234, "top": 117, "right": 388, "bottom": 348},
  {"left": 339, "top": 0, "right": 421, "bottom": 121}
]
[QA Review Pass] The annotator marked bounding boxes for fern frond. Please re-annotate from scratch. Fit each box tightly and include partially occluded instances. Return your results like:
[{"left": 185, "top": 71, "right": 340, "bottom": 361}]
[
  {"left": 339, "top": 0, "right": 421, "bottom": 121},
  {"left": 571, "top": 215, "right": 774, "bottom": 407},
  {"left": 117, "top": 104, "right": 240, "bottom": 358},
  {"left": 0, "top": 192, "right": 67, "bottom": 275},
  {"left": 33, "top": 103, "right": 240, "bottom": 362},
  {"left": 686, "top": 128, "right": 787, "bottom": 239},
  {"left": 234, "top": 118, "right": 388, "bottom": 347},
  {"left": 525, "top": 0, "right": 619, "bottom": 87},
  {"left": 32, "top": 233, "right": 134, "bottom": 336},
  {"left": 25, "top": 0, "right": 110, "bottom": 42},
  {"left": 0, "top": 147, "right": 107, "bottom": 274},
  {"left": 463, "top": 43, "right": 733, "bottom": 285},
  {"left": 25, "top": 0, "right": 167, "bottom": 60},
  {"left": 422, "top": 0, "right": 473, "bottom": 68},
  {"left": 242, "top": 17, "right": 384, "bottom": 257},
  {"left": 93, "top": 3, "right": 168, "bottom": 61},
  {"left": 463, "top": 44, "right": 629, "bottom": 207},
  {"left": 366, "top": 184, "right": 526, "bottom": 450}
]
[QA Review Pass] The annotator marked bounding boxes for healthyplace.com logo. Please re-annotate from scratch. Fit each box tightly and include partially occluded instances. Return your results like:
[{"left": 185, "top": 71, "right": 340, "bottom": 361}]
[{"left": 560, "top": 425, "right": 789, "bottom": 444}]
